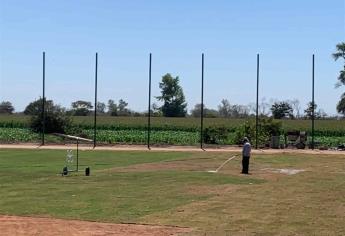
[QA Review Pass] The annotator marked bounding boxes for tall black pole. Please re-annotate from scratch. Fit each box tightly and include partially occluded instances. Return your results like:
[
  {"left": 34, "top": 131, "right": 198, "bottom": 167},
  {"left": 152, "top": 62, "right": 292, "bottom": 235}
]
[
  {"left": 311, "top": 54, "right": 315, "bottom": 149},
  {"left": 93, "top": 53, "right": 98, "bottom": 148},
  {"left": 147, "top": 53, "right": 152, "bottom": 149},
  {"left": 76, "top": 138, "right": 79, "bottom": 171},
  {"left": 255, "top": 54, "right": 259, "bottom": 149},
  {"left": 200, "top": 53, "right": 204, "bottom": 149},
  {"left": 42, "top": 52, "right": 46, "bottom": 145}
]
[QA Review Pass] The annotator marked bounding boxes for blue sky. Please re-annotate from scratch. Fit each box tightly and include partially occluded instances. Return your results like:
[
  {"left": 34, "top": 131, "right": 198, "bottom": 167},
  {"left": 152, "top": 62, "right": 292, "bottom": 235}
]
[{"left": 0, "top": 0, "right": 344, "bottom": 115}]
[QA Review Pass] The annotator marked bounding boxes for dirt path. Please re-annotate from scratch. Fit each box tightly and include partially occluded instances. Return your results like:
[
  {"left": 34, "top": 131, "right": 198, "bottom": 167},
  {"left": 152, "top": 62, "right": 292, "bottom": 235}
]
[
  {"left": 1, "top": 143, "right": 344, "bottom": 155},
  {"left": 0, "top": 215, "right": 191, "bottom": 236}
]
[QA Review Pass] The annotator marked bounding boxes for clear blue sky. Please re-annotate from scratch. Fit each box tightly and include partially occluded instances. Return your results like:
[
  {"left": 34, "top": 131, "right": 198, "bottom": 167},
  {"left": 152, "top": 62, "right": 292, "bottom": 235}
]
[{"left": 0, "top": 0, "right": 344, "bottom": 115}]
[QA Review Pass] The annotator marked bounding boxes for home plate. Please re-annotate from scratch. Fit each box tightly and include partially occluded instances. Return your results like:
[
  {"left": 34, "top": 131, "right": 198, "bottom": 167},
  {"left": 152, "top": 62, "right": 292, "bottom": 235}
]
[
  {"left": 264, "top": 168, "right": 305, "bottom": 175},
  {"left": 277, "top": 169, "right": 305, "bottom": 175}
]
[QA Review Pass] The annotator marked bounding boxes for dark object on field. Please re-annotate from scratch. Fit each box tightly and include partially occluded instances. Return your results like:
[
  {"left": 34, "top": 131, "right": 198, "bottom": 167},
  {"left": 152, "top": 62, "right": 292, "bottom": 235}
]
[
  {"left": 62, "top": 166, "right": 68, "bottom": 176},
  {"left": 285, "top": 131, "right": 307, "bottom": 149},
  {"left": 85, "top": 167, "right": 90, "bottom": 176},
  {"left": 338, "top": 144, "right": 345, "bottom": 150}
]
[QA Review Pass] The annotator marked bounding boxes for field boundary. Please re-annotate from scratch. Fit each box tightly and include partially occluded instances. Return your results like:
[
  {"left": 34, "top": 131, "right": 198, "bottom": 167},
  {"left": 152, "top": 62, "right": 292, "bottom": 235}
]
[
  {"left": 0, "top": 143, "right": 344, "bottom": 155},
  {"left": 0, "top": 215, "right": 191, "bottom": 236}
]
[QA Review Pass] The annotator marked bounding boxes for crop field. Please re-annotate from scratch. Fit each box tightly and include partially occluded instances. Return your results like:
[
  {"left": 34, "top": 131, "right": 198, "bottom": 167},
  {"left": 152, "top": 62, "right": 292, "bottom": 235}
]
[
  {"left": 0, "top": 148, "right": 344, "bottom": 235},
  {"left": 1, "top": 115, "right": 345, "bottom": 147}
]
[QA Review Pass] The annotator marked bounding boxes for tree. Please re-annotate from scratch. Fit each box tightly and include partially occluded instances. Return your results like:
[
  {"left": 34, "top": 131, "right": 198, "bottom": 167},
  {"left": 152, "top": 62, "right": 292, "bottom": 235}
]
[
  {"left": 304, "top": 102, "right": 328, "bottom": 119},
  {"left": 230, "top": 105, "right": 250, "bottom": 118},
  {"left": 218, "top": 99, "right": 231, "bottom": 117},
  {"left": 270, "top": 102, "right": 293, "bottom": 119},
  {"left": 107, "top": 99, "right": 118, "bottom": 116},
  {"left": 24, "top": 98, "right": 54, "bottom": 115},
  {"left": 336, "top": 93, "right": 345, "bottom": 115},
  {"left": 191, "top": 104, "right": 218, "bottom": 118},
  {"left": 0, "top": 101, "right": 14, "bottom": 114},
  {"left": 96, "top": 102, "right": 106, "bottom": 114},
  {"left": 71, "top": 100, "right": 93, "bottom": 116},
  {"left": 107, "top": 99, "right": 131, "bottom": 116},
  {"left": 118, "top": 99, "right": 131, "bottom": 116},
  {"left": 28, "top": 98, "right": 71, "bottom": 133},
  {"left": 118, "top": 99, "right": 128, "bottom": 112},
  {"left": 218, "top": 99, "right": 250, "bottom": 118},
  {"left": 156, "top": 73, "right": 187, "bottom": 117},
  {"left": 304, "top": 102, "right": 317, "bottom": 119},
  {"left": 332, "top": 42, "right": 345, "bottom": 115}
]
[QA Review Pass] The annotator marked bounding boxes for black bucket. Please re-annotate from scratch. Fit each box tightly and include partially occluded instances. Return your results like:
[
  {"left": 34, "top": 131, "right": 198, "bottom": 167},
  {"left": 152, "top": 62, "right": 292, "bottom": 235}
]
[
  {"left": 85, "top": 167, "right": 90, "bottom": 176},
  {"left": 62, "top": 167, "right": 68, "bottom": 176}
]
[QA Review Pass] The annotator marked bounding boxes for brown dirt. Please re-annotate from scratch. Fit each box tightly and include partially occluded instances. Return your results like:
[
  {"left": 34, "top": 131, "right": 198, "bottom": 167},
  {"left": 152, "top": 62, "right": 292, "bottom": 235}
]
[
  {"left": 0, "top": 215, "right": 191, "bottom": 236},
  {"left": 1, "top": 143, "right": 344, "bottom": 155}
]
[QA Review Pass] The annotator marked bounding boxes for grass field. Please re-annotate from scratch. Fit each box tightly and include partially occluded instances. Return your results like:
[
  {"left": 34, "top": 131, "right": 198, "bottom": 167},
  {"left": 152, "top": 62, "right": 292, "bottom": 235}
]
[{"left": 0, "top": 148, "right": 344, "bottom": 235}]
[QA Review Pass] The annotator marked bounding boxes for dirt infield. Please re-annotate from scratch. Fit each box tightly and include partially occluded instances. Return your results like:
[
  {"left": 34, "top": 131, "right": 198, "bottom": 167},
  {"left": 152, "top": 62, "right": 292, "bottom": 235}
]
[
  {"left": 0, "top": 215, "right": 191, "bottom": 236},
  {"left": 1, "top": 143, "right": 344, "bottom": 155}
]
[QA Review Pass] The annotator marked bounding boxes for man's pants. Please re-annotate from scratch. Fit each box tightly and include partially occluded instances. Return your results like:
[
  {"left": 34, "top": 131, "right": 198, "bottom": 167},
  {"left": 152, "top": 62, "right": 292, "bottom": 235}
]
[{"left": 242, "top": 156, "right": 250, "bottom": 174}]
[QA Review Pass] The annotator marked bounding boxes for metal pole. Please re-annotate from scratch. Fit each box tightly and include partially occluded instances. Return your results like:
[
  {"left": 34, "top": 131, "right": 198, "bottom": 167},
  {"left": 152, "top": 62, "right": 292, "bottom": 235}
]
[
  {"left": 147, "top": 53, "right": 152, "bottom": 149},
  {"left": 77, "top": 138, "right": 79, "bottom": 171},
  {"left": 255, "top": 54, "right": 259, "bottom": 149},
  {"left": 201, "top": 53, "right": 204, "bottom": 149},
  {"left": 42, "top": 52, "right": 46, "bottom": 145},
  {"left": 93, "top": 53, "right": 98, "bottom": 148},
  {"left": 312, "top": 54, "right": 315, "bottom": 149}
]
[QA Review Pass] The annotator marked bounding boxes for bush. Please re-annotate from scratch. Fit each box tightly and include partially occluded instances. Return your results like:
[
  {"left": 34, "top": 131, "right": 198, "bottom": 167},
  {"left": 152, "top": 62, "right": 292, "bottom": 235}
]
[
  {"left": 203, "top": 127, "right": 230, "bottom": 144},
  {"left": 30, "top": 99, "right": 71, "bottom": 134},
  {"left": 234, "top": 117, "right": 282, "bottom": 146}
]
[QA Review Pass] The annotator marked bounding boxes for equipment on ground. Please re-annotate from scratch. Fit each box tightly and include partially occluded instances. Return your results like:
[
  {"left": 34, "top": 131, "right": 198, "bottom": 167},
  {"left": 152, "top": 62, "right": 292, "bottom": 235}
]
[
  {"left": 285, "top": 131, "right": 307, "bottom": 149},
  {"left": 53, "top": 133, "right": 93, "bottom": 176},
  {"left": 207, "top": 155, "right": 237, "bottom": 173}
]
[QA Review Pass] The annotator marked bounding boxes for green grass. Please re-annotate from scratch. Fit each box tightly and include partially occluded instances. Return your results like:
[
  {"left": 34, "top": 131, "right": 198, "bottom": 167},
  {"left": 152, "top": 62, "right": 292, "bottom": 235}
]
[
  {"left": 0, "top": 149, "right": 259, "bottom": 222},
  {"left": 0, "top": 149, "right": 344, "bottom": 235}
]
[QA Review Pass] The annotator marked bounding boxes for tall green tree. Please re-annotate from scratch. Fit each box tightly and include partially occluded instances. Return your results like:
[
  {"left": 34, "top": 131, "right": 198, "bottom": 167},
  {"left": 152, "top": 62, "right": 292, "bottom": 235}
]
[
  {"left": 107, "top": 99, "right": 118, "bottom": 116},
  {"left": 24, "top": 98, "right": 54, "bottom": 115},
  {"left": 156, "top": 73, "right": 187, "bottom": 117},
  {"left": 71, "top": 100, "right": 93, "bottom": 116},
  {"left": 0, "top": 101, "right": 14, "bottom": 114},
  {"left": 304, "top": 102, "right": 317, "bottom": 119},
  {"left": 304, "top": 102, "right": 327, "bottom": 119},
  {"left": 270, "top": 102, "right": 293, "bottom": 119},
  {"left": 337, "top": 93, "right": 345, "bottom": 116},
  {"left": 332, "top": 42, "right": 345, "bottom": 115},
  {"left": 117, "top": 99, "right": 131, "bottom": 116},
  {"left": 26, "top": 98, "right": 71, "bottom": 133}
]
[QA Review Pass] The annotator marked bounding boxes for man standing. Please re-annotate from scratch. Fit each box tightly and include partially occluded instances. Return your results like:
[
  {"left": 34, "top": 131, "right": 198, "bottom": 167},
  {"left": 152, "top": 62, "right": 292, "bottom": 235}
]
[{"left": 242, "top": 137, "right": 251, "bottom": 174}]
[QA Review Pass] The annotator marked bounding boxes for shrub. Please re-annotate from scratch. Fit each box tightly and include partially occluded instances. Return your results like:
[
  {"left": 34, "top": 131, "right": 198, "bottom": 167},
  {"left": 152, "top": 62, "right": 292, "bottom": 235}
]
[
  {"left": 234, "top": 117, "right": 282, "bottom": 146},
  {"left": 203, "top": 127, "right": 230, "bottom": 144},
  {"left": 30, "top": 99, "right": 71, "bottom": 134}
]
